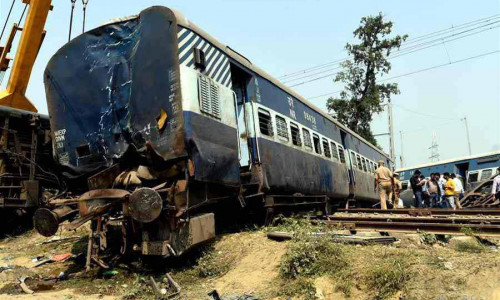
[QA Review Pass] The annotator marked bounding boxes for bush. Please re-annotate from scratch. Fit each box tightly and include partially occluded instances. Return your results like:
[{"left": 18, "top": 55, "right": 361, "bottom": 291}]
[
  {"left": 453, "top": 240, "right": 486, "bottom": 253},
  {"left": 419, "top": 232, "right": 437, "bottom": 245},
  {"left": 280, "top": 234, "right": 348, "bottom": 279},
  {"left": 366, "top": 257, "right": 411, "bottom": 299}
]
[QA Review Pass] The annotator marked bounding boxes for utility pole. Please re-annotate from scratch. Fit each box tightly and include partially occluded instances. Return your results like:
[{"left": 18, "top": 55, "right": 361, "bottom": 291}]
[
  {"left": 462, "top": 116, "right": 472, "bottom": 156},
  {"left": 387, "top": 102, "right": 395, "bottom": 162},
  {"left": 399, "top": 131, "right": 404, "bottom": 168}
]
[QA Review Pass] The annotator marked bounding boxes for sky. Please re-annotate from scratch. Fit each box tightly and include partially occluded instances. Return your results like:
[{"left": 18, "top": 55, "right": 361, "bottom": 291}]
[{"left": 1, "top": 0, "right": 499, "bottom": 169}]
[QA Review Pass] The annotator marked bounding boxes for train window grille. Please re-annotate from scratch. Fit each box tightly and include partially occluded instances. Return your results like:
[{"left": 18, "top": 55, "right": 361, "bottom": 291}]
[
  {"left": 356, "top": 155, "right": 363, "bottom": 171},
  {"left": 361, "top": 158, "right": 368, "bottom": 172},
  {"left": 290, "top": 123, "right": 302, "bottom": 147},
  {"left": 322, "top": 139, "right": 331, "bottom": 158},
  {"left": 350, "top": 152, "right": 358, "bottom": 169},
  {"left": 468, "top": 172, "right": 478, "bottom": 182},
  {"left": 337, "top": 145, "right": 346, "bottom": 163},
  {"left": 198, "top": 75, "right": 221, "bottom": 119},
  {"left": 302, "top": 129, "right": 312, "bottom": 150},
  {"left": 313, "top": 134, "right": 321, "bottom": 155},
  {"left": 480, "top": 169, "right": 493, "bottom": 181},
  {"left": 275, "top": 116, "right": 289, "bottom": 142},
  {"left": 258, "top": 109, "right": 273, "bottom": 137},
  {"left": 330, "top": 142, "right": 339, "bottom": 160}
]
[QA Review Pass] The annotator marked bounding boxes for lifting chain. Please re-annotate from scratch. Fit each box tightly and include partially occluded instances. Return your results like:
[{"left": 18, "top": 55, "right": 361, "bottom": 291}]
[
  {"left": 82, "top": 0, "right": 89, "bottom": 33},
  {"left": 68, "top": 0, "right": 77, "bottom": 42}
]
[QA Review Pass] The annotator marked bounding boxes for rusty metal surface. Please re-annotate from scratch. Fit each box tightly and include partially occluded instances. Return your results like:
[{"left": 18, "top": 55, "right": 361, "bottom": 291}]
[
  {"left": 336, "top": 208, "right": 500, "bottom": 216},
  {"left": 326, "top": 216, "right": 500, "bottom": 225},
  {"left": 33, "top": 206, "right": 77, "bottom": 237},
  {"left": 87, "top": 164, "right": 121, "bottom": 190},
  {"left": 128, "top": 188, "right": 162, "bottom": 223},
  {"left": 324, "top": 219, "right": 500, "bottom": 236}
]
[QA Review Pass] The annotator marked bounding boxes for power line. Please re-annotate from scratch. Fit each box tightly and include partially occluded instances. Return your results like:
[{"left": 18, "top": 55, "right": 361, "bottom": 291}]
[
  {"left": 393, "top": 104, "right": 458, "bottom": 121},
  {"left": 279, "top": 14, "right": 500, "bottom": 80},
  {"left": 306, "top": 49, "right": 500, "bottom": 100},
  {"left": 285, "top": 22, "right": 499, "bottom": 86}
]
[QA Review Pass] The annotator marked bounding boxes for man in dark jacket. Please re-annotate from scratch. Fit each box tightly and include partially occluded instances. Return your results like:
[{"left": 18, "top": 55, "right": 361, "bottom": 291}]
[{"left": 410, "top": 170, "right": 425, "bottom": 208}]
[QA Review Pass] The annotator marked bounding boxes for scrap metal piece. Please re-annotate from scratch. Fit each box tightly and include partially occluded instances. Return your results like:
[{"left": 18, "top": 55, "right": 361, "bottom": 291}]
[
  {"left": 129, "top": 188, "right": 162, "bottom": 223},
  {"left": 33, "top": 206, "right": 78, "bottom": 237}
]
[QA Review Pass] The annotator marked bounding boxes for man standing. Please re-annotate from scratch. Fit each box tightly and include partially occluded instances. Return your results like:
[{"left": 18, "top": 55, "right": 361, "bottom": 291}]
[
  {"left": 451, "top": 173, "right": 463, "bottom": 209},
  {"left": 492, "top": 167, "right": 500, "bottom": 201},
  {"left": 393, "top": 173, "right": 403, "bottom": 208},
  {"left": 443, "top": 172, "right": 456, "bottom": 209},
  {"left": 426, "top": 173, "right": 441, "bottom": 208},
  {"left": 374, "top": 160, "right": 393, "bottom": 210},
  {"left": 410, "top": 170, "right": 425, "bottom": 208}
]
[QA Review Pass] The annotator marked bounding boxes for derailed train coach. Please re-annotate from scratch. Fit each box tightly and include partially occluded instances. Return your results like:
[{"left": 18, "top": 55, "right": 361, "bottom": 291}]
[{"left": 39, "top": 6, "right": 392, "bottom": 257}]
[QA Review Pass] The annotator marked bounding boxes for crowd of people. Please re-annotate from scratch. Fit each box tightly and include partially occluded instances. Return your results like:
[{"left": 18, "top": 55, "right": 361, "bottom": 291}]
[
  {"left": 408, "top": 170, "right": 463, "bottom": 209},
  {"left": 374, "top": 161, "right": 500, "bottom": 210}
]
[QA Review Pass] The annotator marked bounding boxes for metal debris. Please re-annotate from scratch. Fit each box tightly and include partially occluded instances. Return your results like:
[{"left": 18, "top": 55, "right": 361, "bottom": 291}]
[
  {"left": 148, "top": 274, "right": 181, "bottom": 299},
  {"left": 267, "top": 231, "right": 398, "bottom": 245}
]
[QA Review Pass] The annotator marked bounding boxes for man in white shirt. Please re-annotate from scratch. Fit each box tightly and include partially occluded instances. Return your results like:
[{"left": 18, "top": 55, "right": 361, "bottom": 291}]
[
  {"left": 492, "top": 167, "right": 500, "bottom": 201},
  {"left": 451, "top": 173, "right": 463, "bottom": 209}
]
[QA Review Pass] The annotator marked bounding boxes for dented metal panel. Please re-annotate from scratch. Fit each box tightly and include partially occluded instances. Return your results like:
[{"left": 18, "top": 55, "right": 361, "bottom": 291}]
[{"left": 44, "top": 7, "right": 185, "bottom": 173}]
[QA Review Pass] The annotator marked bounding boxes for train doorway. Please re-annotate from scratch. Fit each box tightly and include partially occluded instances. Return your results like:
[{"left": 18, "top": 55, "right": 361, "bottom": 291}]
[
  {"left": 455, "top": 162, "right": 469, "bottom": 185},
  {"left": 230, "top": 64, "right": 252, "bottom": 168},
  {"left": 340, "top": 130, "right": 354, "bottom": 196}
]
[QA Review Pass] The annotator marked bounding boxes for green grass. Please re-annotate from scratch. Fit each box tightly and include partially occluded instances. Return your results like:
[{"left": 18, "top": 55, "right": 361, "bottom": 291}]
[{"left": 365, "top": 256, "right": 412, "bottom": 299}]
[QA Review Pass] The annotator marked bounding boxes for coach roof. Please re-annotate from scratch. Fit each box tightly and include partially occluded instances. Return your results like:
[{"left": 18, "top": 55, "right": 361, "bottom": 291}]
[{"left": 104, "top": 6, "right": 392, "bottom": 160}]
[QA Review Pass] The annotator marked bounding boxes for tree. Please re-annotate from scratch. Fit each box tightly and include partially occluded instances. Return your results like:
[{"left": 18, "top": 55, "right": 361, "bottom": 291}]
[{"left": 327, "top": 13, "right": 408, "bottom": 146}]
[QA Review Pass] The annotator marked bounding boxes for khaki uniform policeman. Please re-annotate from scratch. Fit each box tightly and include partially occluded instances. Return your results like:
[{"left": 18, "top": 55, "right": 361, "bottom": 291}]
[{"left": 374, "top": 160, "right": 393, "bottom": 210}]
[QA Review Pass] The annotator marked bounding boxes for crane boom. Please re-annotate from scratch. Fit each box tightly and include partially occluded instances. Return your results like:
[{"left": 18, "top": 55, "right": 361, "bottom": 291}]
[{"left": 0, "top": 0, "right": 52, "bottom": 112}]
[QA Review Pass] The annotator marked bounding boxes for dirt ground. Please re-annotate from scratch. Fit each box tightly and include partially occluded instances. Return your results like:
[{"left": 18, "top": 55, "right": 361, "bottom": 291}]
[{"left": 0, "top": 224, "right": 499, "bottom": 300}]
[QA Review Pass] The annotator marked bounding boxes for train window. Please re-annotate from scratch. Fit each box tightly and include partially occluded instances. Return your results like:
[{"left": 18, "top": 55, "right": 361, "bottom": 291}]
[
  {"left": 361, "top": 158, "right": 368, "bottom": 172},
  {"left": 330, "top": 142, "right": 339, "bottom": 160},
  {"left": 480, "top": 169, "right": 493, "bottom": 181},
  {"left": 302, "top": 129, "right": 312, "bottom": 150},
  {"left": 275, "top": 116, "right": 289, "bottom": 142},
  {"left": 313, "top": 134, "right": 321, "bottom": 155},
  {"left": 258, "top": 109, "right": 273, "bottom": 137},
  {"left": 290, "top": 123, "right": 302, "bottom": 146},
  {"left": 357, "top": 155, "right": 363, "bottom": 171},
  {"left": 350, "top": 152, "right": 358, "bottom": 169},
  {"left": 338, "top": 146, "right": 346, "bottom": 163},
  {"left": 401, "top": 181, "right": 408, "bottom": 190},
  {"left": 322, "top": 139, "right": 331, "bottom": 158},
  {"left": 468, "top": 172, "right": 479, "bottom": 183}
]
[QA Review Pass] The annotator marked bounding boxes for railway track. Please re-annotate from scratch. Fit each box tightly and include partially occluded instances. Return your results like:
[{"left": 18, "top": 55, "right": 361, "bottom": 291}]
[{"left": 322, "top": 208, "right": 500, "bottom": 236}]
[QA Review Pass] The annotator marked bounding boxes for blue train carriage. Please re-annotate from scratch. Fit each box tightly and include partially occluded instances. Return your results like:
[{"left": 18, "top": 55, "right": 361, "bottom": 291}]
[
  {"left": 43, "top": 6, "right": 392, "bottom": 256},
  {"left": 176, "top": 10, "right": 393, "bottom": 206},
  {"left": 396, "top": 151, "right": 500, "bottom": 194}
]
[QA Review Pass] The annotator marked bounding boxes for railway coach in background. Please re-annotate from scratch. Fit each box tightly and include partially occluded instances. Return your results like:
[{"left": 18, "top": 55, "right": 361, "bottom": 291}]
[
  {"left": 37, "top": 6, "right": 392, "bottom": 259},
  {"left": 396, "top": 151, "right": 500, "bottom": 207}
]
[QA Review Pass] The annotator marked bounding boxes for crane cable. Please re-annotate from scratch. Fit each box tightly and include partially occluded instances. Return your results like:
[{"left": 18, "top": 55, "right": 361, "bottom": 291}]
[
  {"left": 17, "top": 3, "right": 28, "bottom": 26},
  {"left": 68, "top": 0, "right": 77, "bottom": 42},
  {"left": 82, "top": 0, "right": 89, "bottom": 33},
  {"left": 0, "top": 0, "right": 16, "bottom": 41}
]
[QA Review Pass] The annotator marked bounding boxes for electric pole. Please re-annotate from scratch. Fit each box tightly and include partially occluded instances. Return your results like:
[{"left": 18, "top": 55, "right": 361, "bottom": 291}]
[
  {"left": 462, "top": 116, "right": 472, "bottom": 156},
  {"left": 388, "top": 102, "right": 395, "bottom": 162},
  {"left": 400, "top": 130, "right": 404, "bottom": 168}
]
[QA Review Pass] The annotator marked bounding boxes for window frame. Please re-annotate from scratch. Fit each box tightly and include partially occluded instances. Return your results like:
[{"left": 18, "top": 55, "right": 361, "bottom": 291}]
[
  {"left": 290, "top": 122, "right": 302, "bottom": 147},
  {"left": 302, "top": 128, "right": 313, "bottom": 151},
  {"left": 350, "top": 152, "right": 358, "bottom": 169},
  {"left": 338, "top": 145, "right": 346, "bottom": 164},
  {"left": 275, "top": 115, "right": 289, "bottom": 142},
  {"left": 257, "top": 108, "right": 273, "bottom": 137},
  {"left": 322, "top": 138, "right": 331, "bottom": 158},
  {"left": 330, "top": 142, "right": 339, "bottom": 161},
  {"left": 312, "top": 133, "right": 322, "bottom": 155}
]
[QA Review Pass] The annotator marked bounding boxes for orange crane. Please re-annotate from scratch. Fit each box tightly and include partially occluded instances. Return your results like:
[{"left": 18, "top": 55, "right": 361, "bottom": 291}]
[{"left": 0, "top": 0, "right": 52, "bottom": 112}]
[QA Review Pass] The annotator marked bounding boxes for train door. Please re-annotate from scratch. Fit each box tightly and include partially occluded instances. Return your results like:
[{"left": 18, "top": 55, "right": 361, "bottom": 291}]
[
  {"left": 340, "top": 130, "right": 354, "bottom": 197},
  {"left": 455, "top": 162, "right": 469, "bottom": 187},
  {"left": 230, "top": 64, "right": 252, "bottom": 168}
]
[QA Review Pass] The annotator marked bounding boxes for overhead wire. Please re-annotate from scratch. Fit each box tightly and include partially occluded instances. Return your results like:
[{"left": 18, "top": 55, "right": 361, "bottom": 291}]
[
  {"left": 284, "top": 21, "right": 500, "bottom": 87},
  {"left": 306, "top": 49, "right": 500, "bottom": 100},
  {"left": 278, "top": 14, "right": 500, "bottom": 80}
]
